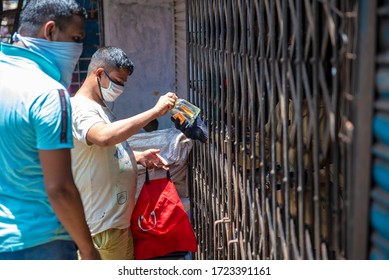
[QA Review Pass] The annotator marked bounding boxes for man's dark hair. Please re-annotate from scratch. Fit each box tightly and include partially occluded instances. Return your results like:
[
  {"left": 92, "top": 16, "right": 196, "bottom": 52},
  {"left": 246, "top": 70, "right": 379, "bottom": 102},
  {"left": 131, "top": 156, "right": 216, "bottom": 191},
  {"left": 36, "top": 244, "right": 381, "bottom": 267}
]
[
  {"left": 18, "top": 0, "right": 87, "bottom": 36},
  {"left": 88, "top": 46, "right": 134, "bottom": 76}
]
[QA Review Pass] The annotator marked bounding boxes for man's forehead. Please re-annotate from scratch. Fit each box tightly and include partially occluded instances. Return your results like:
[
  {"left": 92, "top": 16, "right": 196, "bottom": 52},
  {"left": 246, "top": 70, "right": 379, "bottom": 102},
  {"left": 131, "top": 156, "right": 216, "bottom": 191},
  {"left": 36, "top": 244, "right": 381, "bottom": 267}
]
[{"left": 63, "top": 14, "right": 85, "bottom": 35}]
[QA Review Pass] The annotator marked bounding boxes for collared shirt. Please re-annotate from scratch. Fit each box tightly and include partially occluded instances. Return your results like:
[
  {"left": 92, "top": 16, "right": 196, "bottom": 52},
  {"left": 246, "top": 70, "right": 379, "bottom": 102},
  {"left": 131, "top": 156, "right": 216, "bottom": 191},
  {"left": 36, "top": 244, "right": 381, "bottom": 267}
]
[{"left": 0, "top": 43, "right": 73, "bottom": 252}]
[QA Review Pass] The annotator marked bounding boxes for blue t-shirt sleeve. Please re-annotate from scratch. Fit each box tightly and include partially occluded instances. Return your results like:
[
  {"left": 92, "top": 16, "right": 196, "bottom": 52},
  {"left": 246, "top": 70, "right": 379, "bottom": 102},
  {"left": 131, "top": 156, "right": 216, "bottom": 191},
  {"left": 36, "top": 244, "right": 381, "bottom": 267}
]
[{"left": 30, "top": 89, "right": 74, "bottom": 150}]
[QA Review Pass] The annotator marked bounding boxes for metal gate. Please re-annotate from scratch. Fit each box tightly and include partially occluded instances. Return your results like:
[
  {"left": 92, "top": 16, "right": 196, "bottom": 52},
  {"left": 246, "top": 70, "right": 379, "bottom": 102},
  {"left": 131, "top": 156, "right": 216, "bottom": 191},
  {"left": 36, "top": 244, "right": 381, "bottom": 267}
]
[{"left": 186, "top": 0, "right": 367, "bottom": 260}]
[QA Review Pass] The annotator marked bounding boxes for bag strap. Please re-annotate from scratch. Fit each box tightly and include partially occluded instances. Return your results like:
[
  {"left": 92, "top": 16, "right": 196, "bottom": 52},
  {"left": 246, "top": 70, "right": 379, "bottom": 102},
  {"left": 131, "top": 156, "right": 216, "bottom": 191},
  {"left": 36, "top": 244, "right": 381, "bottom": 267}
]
[
  {"left": 145, "top": 167, "right": 150, "bottom": 185},
  {"left": 138, "top": 211, "right": 157, "bottom": 231},
  {"left": 145, "top": 168, "right": 171, "bottom": 185}
]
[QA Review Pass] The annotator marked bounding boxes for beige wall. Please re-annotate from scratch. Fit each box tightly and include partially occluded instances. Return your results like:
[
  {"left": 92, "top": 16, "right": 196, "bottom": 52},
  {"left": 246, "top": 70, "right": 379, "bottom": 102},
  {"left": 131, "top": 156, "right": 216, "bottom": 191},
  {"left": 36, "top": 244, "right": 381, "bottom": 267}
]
[{"left": 103, "top": 0, "right": 175, "bottom": 129}]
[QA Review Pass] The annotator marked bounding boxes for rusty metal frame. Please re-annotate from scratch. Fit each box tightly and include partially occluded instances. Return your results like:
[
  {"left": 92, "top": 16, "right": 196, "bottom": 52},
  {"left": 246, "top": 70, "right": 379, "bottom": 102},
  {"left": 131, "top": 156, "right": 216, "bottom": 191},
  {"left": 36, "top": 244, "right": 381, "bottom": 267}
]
[{"left": 187, "top": 0, "right": 364, "bottom": 260}]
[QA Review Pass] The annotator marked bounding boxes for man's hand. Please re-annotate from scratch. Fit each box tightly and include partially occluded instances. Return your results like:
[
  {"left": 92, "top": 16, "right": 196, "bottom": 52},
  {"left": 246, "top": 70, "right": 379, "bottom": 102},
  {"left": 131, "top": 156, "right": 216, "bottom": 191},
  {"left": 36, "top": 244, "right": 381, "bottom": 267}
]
[
  {"left": 78, "top": 247, "right": 101, "bottom": 260},
  {"left": 171, "top": 116, "right": 208, "bottom": 143},
  {"left": 153, "top": 92, "right": 178, "bottom": 117},
  {"left": 136, "top": 149, "right": 169, "bottom": 170}
]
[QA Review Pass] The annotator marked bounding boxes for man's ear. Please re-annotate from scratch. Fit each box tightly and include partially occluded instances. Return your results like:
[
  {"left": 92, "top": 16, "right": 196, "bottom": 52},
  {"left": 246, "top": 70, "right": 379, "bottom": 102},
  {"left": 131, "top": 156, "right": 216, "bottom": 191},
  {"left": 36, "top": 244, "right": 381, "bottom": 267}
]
[
  {"left": 95, "top": 68, "right": 105, "bottom": 79},
  {"left": 42, "top": 21, "right": 56, "bottom": 41}
]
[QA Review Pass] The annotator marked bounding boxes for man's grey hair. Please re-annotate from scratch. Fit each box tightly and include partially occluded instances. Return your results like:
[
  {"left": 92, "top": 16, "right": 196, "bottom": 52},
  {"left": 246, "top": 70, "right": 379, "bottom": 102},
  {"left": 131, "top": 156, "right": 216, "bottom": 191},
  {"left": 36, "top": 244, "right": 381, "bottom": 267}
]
[
  {"left": 88, "top": 46, "right": 134, "bottom": 76},
  {"left": 18, "top": 0, "right": 87, "bottom": 37}
]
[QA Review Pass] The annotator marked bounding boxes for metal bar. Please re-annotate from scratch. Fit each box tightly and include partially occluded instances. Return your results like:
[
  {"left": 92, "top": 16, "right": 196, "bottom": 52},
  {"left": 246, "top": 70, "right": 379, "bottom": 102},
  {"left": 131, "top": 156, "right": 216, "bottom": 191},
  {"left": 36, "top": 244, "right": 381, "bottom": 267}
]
[
  {"left": 349, "top": 0, "right": 376, "bottom": 260},
  {"left": 296, "top": 0, "right": 306, "bottom": 259},
  {"left": 248, "top": 0, "right": 258, "bottom": 260},
  {"left": 225, "top": 0, "right": 234, "bottom": 259},
  {"left": 312, "top": 0, "right": 322, "bottom": 259},
  {"left": 281, "top": 0, "right": 291, "bottom": 260},
  {"left": 231, "top": 0, "right": 239, "bottom": 259},
  {"left": 269, "top": 0, "right": 278, "bottom": 260},
  {"left": 258, "top": 0, "right": 268, "bottom": 260}
]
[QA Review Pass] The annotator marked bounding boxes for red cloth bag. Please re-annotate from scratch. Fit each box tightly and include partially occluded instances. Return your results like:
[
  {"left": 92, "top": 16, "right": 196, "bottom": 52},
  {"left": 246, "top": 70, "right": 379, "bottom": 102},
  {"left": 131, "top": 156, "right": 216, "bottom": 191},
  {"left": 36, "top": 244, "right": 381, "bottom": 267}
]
[{"left": 130, "top": 169, "right": 197, "bottom": 260}]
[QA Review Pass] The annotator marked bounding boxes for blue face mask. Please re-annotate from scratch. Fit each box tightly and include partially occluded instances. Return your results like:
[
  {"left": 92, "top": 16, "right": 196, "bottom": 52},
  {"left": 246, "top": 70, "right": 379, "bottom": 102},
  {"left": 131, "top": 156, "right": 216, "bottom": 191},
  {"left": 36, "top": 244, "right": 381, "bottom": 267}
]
[{"left": 13, "top": 33, "right": 83, "bottom": 88}]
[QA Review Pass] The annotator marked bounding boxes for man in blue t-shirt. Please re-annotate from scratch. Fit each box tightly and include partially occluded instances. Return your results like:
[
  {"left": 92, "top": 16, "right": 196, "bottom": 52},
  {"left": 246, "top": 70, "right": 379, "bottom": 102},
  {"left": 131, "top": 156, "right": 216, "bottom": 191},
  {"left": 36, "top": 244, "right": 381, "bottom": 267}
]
[{"left": 0, "top": 0, "right": 100, "bottom": 260}]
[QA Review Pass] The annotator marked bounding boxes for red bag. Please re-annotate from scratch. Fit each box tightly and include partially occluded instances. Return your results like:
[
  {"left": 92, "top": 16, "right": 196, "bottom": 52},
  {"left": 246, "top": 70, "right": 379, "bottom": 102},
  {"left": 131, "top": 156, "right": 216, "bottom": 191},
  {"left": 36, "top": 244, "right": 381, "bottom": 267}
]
[{"left": 130, "top": 169, "right": 197, "bottom": 260}]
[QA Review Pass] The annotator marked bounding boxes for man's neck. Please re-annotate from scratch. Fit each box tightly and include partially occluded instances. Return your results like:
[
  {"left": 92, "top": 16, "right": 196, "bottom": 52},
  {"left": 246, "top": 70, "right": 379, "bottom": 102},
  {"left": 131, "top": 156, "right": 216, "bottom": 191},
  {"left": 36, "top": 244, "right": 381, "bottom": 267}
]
[{"left": 75, "top": 78, "right": 106, "bottom": 107}]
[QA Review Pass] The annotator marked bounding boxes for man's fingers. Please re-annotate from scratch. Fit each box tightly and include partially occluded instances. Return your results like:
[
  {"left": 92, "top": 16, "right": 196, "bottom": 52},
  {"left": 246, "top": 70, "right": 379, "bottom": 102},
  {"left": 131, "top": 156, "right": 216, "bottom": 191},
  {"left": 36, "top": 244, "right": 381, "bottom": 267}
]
[
  {"left": 156, "top": 153, "right": 168, "bottom": 166},
  {"left": 148, "top": 148, "right": 161, "bottom": 154}
]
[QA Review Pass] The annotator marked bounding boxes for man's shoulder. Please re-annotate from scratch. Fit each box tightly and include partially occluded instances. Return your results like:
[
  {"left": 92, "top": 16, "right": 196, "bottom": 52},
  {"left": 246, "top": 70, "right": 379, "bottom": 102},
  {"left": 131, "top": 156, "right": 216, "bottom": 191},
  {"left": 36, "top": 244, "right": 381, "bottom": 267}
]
[
  {"left": 71, "top": 95, "right": 105, "bottom": 120},
  {"left": 71, "top": 95, "right": 100, "bottom": 109},
  {"left": 1, "top": 56, "right": 64, "bottom": 95}
]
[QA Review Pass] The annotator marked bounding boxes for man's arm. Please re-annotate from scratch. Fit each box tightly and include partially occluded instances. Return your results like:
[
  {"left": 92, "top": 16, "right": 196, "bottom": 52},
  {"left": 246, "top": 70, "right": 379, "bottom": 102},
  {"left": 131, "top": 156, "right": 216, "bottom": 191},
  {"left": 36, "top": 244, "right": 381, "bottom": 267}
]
[
  {"left": 86, "top": 92, "right": 177, "bottom": 147},
  {"left": 39, "top": 148, "right": 100, "bottom": 260}
]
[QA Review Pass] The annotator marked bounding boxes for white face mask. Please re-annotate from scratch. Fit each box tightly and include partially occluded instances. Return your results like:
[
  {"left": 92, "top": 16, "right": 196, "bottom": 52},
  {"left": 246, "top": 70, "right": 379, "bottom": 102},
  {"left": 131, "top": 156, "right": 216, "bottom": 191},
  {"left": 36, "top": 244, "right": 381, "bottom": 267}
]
[{"left": 99, "top": 71, "right": 125, "bottom": 102}]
